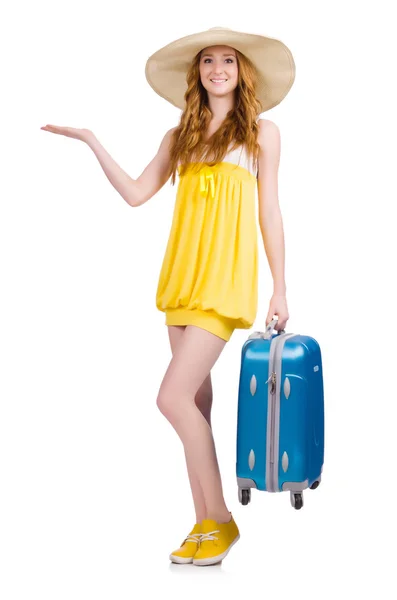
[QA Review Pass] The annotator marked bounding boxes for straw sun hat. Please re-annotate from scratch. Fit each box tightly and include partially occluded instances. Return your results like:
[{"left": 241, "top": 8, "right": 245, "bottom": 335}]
[{"left": 145, "top": 27, "right": 296, "bottom": 112}]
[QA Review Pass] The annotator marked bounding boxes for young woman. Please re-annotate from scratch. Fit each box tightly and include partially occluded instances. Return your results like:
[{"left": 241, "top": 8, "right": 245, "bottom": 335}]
[{"left": 41, "top": 27, "right": 294, "bottom": 566}]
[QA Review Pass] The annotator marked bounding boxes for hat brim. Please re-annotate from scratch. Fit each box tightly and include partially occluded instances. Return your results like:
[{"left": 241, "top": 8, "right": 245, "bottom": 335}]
[{"left": 145, "top": 28, "right": 296, "bottom": 112}]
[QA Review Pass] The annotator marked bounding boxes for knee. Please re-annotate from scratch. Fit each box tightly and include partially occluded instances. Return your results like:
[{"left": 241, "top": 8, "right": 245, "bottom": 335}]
[
  {"left": 156, "top": 383, "right": 212, "bottom": 421},
  {"left": 156, "top": 388, "right": 182, "bottom": 422},
  {"left": 156, "top": 390, "right": 172, "bottom": 418}
]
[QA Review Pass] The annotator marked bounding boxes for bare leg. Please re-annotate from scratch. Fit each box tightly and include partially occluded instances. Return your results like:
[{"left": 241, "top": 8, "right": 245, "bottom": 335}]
[
  {"left": 157, "top": 325, "right": 230, "bottom": 523},
  {"left": 167, "top": 325, "right": 213, "bottom": 523}
]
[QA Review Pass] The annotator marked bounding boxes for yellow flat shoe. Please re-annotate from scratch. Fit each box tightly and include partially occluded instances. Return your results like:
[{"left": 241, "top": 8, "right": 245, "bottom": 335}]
[
  {"left": 193, "top": 515, "right": 240, "bottom": 566},
  {"left": 169, "top": 523, "right": 202, "bottom": 564}
]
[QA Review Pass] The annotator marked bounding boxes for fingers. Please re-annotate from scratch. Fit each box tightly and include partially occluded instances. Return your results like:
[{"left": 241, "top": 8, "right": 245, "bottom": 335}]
[
  {"left": 40, "top": 125, "right": 63, "bottom": 133},
  {"left": 275, "top": 317, "right": 289, "bottom": 331},
  {"left": 41, "top": 124, "right": 70, "bottom": 133},
  {"left": 267, "top": 315, "right": 289, "bottom": 331},
  {"left": 40, "top": 125, "right": 90, "bottom": 143}
]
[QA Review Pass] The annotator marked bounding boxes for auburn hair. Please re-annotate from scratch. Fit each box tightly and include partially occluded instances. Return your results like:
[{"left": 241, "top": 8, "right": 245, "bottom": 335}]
[{"left": 167, "top": 48, "right": 262, "bottom": 185}]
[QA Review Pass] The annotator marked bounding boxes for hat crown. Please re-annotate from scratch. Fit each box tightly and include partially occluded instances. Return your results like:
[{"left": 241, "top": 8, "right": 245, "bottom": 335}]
[{"left": 207, "top": 27, "right": 231, "bottom": 31}]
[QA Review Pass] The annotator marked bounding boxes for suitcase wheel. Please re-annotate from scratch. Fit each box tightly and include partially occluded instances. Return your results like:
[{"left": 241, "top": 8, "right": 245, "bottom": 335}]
[
  {"left": 310, "top": 480, "right": 320, "bottom": 490},
  {"left": 238, "top": 488, "right": 251, "bottom": 505},
  {"left": 290, "top": 492, "right": 303, "bottom": 510}
]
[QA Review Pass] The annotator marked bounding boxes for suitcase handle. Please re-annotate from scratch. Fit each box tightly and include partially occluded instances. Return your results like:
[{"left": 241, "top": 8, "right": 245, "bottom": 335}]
[
  {"left": 263, "top": 317, "right": 285, "bottom": 339},
  {"left": 248, "top": 317, "right": 285, "bottom": 340}
]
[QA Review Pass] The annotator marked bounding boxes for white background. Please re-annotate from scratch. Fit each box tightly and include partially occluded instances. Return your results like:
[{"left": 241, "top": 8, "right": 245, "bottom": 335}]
[{"left": 1, "top": 0, "right": 396, "bottom": 598}]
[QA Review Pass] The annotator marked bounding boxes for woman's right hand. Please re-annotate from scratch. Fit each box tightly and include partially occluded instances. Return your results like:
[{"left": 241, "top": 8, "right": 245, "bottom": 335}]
[{"left": 40, "top": 124, "right": 94, "bottom": 144}]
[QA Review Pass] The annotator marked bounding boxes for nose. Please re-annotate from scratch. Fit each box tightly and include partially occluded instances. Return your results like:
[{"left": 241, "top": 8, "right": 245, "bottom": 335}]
[{"left": 211, "top": 60, "right": 225, "bottom": 75}]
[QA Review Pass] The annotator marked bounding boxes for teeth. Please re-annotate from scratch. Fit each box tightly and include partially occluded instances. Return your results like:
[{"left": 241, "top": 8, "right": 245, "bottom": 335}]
[{"left": 211, "top": 79, "right": 227, "bottom": 82}]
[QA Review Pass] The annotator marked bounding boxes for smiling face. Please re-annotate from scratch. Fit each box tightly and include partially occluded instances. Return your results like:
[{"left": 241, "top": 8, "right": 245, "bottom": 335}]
[{"left": 199, "top": 45, "right": 239, "bottom": 99}]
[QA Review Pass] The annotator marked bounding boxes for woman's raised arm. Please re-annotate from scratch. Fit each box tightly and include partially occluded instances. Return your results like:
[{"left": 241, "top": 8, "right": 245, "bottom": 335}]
[
  {"left": 40, "top": 124, "right": 176, "bottom": 207},
  {"left": 132, "top": 126, "right": 177, "bottom": 207}
]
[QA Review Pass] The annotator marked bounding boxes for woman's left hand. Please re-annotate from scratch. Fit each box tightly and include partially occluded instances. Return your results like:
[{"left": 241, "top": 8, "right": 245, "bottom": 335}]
[
  {"left": 266, "top": 293, "right": 290, "bottom": 331},
  {"left": 40, "top": 124, "right": 94, "bottom": 144}
]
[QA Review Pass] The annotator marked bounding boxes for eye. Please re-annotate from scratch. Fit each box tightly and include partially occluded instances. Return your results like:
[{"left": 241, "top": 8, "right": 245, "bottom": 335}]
[{"left": 203, "top": 58, "right": 235, "bottom": 63}]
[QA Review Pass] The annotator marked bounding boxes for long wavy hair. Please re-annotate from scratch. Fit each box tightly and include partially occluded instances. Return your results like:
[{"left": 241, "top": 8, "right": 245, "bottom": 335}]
[{"left": 167, "top": 48, "right": 262, "bottom": 185}]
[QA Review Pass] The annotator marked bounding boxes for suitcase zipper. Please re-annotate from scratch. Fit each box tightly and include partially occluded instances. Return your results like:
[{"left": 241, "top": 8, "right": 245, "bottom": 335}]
[
  {"left": 269, "top": 371, "right": 277, "bottom": 466},
  {"left": 269, "top": 371, "right": 277, "bottom": 492}
]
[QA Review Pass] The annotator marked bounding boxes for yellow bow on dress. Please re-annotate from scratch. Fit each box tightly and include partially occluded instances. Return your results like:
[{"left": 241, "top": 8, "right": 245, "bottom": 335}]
[{"left": 199, "top": 166, "right": 216, "bottom": 199}]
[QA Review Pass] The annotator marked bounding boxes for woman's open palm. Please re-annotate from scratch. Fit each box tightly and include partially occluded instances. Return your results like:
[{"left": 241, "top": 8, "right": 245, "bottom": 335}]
[{"left": 40, "top": 124, "right": 92, "bottom": 143}]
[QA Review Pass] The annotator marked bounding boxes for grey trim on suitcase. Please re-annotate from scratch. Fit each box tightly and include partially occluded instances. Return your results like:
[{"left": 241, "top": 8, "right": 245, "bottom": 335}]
[
  {"left": 266, "top": 332, "right": 299, "bottom": 492},
  {"left": 281, "top": 479, "right": 308, "bottom": 492},
  {"left": 282, "top": 475, "right": 322, "bottom": 492},
  {"left": 237, "top": 477, "right": 258, "bottom": 489},
  {"left": 265, "top": 334, "right": 278, "bottom": 492},
  {"left": 273, "top": 333, "right": 299, "bottom": 492}
]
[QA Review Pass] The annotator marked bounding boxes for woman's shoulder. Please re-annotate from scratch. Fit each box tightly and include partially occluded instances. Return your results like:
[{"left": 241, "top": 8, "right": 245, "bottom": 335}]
[
  {"left": 256, "top": 118, "right": 280, "bottom": 150},
  {"left": 257, "top": 117, "right": 279, "bottom": 133}
]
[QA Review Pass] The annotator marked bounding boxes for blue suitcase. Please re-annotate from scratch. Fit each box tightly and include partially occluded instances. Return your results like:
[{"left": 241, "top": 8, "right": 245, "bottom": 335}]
[{"left": 236, "top": 318, "right": 324, "bottom": 509}]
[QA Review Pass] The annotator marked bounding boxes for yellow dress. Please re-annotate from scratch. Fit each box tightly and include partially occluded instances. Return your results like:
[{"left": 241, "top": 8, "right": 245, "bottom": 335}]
[{"left": 155, "top": 143, "right": 259, "bottom": 342}]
